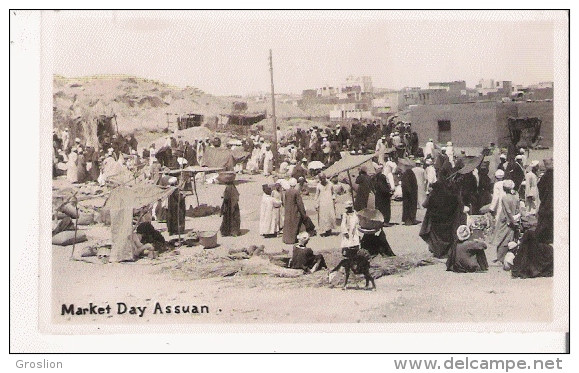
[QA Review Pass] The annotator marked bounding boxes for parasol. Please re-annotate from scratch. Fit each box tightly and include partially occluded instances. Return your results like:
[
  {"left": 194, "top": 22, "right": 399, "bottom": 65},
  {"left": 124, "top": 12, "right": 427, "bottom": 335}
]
[
  {"left": 323, "top": 153, "right": 376, "bottom": 178},
  {"left": 397, "top": 158, "right": 416, "bottom": 171},
  {"left": 456, "top": 154, "right": 485, "bottom": 175},
  {"left": 275, "top": 179, "right": 291, "bottom": 190},
  {"left": 323, "top": 153, "right": 376, "bottom": 205},
  {"left": 308, "top": 161, "right": 325, "bottom": 170}
]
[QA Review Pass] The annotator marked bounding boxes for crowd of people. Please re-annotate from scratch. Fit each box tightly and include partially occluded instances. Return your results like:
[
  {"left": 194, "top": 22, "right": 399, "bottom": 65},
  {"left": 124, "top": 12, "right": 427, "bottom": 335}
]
[{"left": 53, "top": 119, "right": 554, "bottom": 281}]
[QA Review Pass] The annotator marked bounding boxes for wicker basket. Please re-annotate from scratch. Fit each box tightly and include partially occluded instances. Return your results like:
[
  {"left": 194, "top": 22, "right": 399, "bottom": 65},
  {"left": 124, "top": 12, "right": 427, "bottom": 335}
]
[
  {"left": 217, "top": 171, "right": 236, "bottom": 184},
  {"left": 357, "top": 208, "right": 385, "bottom": 230},
  {"left": 198, "top": 231, "right": 218, "bottom": 249}
]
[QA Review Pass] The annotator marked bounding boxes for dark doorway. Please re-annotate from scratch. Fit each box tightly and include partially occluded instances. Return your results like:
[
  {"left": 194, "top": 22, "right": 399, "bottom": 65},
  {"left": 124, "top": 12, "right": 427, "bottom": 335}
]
[{"left": 437, "top": 120, "right": 451, "bottom": 143}]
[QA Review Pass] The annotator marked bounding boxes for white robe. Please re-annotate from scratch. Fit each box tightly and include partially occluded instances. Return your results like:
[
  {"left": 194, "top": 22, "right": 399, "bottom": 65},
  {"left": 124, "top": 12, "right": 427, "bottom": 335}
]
[
  {"left": 246, "top": 148, "right": 260, "bottom": 172},
  {"left": 263, "top": 150, "right": 274, "bottom": 175},
  {"left": 315, "top": 182, "right": 336, "bottom": 232},
  {"left": 271, "top": 189, "right": 284, "bottom": 229},
  {"left": 66, "top": 151, "right": 79, "bottom": 183},
  {"left": 340, "top": 211, "right": 360, "bottom": 248},
  {"left": 259, "top": 194, "right": 282, "bottom": 235},
  {"left": 425, "top": 165, "right": 437, "bottom": 190},
  {"left": 424, "top": 141, "right": 434, "bottom": 159},
  {"left": 375, "top": 140, "right": 386, "bottom": 164},
  {"left": 489, "top": 180, "right": 506, "bottom": 215},
  {"left": 412, "top": 166, "right": 428, "bottom": 209}
]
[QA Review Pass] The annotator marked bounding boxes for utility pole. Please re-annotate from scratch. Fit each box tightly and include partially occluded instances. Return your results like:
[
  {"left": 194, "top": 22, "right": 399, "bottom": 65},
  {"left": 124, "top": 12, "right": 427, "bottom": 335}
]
[{"left": 269, "top": 49, "right": 278, "bottom": 169}]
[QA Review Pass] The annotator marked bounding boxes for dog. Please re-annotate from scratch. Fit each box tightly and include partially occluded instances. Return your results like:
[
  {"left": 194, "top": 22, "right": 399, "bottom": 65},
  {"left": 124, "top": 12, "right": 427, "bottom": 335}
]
[{"left": 328, "top": 247, "right": 376, "bottom": 290}]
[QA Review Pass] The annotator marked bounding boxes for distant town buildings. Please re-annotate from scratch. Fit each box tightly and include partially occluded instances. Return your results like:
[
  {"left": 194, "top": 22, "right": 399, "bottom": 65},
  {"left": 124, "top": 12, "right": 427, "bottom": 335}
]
[{"left": 295, "top": 75, "right": 554, "bottom": 122}]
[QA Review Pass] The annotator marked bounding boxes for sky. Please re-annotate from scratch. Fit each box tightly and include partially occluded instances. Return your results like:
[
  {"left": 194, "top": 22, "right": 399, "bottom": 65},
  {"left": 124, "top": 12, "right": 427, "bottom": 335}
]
[{"left": 47, "top": 10, "right": 559, "bottom": 96}]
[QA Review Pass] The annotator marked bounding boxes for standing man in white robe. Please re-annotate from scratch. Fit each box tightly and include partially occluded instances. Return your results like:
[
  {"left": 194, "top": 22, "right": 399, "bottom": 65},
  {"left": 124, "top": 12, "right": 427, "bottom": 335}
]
[
  {"left": 66, "top": 147, "right": 79, "bottom": 183},
  {"left": 412, "top": 160, "right": 428, "bottom": 209},
  {"left": 525, "top": 160, "right": 540, "bottom": 213},
  {"left": 263, "top": 144, "right": 274, "bottom": 176},
  {"left": 375, "top": 136, "right": 387, "bottom": 165},
  {"left": 259, "top": 184, "right": 282, "bottom": 237},
  {"left": 340, "top": 200, "right": 360, "bottom": 248},
  {"left": 315, "top": 173, "right": 336, "bottom": 237},
  {"left": 424, "top": 138, "right": 435, "bottom": 160},
  {"left": 424, "top": 158, "right": 437, "bottom": 192}
]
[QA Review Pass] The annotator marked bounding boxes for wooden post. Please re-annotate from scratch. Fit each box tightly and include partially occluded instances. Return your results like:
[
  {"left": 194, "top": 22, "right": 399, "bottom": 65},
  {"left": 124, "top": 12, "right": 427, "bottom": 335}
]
[
  {"left": 70, "top": 196, "right": 79, "bottom": 260},
  {"left": 346, "top": 169, "right": 355, "bottom": 206},
  {"left": 192, "top": 172, "right": 200, "bottom": 207},
  {"left": 269, "top": 49, "right": 278, "bottom": 169}
]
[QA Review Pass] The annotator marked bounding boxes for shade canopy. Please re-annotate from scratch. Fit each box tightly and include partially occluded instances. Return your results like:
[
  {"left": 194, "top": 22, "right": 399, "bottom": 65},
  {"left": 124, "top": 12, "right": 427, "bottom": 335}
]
[{"left": 323, "top": 153, "right": 376, "bottom": 178}]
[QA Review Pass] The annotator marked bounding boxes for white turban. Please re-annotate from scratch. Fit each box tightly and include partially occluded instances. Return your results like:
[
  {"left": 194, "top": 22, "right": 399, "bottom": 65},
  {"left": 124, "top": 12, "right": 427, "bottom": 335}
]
[
  {"left": 495, "top": 169, "right": 505, "bottom": 179},
  {"left": 288, "top": 178, "right": 297, "bottom": 187}
]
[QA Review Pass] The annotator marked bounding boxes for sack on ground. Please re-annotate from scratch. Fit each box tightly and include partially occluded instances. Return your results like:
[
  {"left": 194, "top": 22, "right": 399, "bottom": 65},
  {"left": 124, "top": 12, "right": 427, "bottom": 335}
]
[
  {"left": 61, "top": 203, "right": 79, "bottom": 218},
  {"left": 52, "top": 230, "right": 87, "bottom": 246},
  {"left": 76, "top": 212, "right": 95, "bottom": 226}
]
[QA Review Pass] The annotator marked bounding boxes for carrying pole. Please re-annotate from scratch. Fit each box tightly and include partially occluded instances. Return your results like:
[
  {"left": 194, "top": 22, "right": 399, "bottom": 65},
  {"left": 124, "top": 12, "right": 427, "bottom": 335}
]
[
  {"left": 346, "top": 169, "right": 355, "bottom": 206},
  {"left": 269, "top": 49, "right": 278, "bottom": 169}
]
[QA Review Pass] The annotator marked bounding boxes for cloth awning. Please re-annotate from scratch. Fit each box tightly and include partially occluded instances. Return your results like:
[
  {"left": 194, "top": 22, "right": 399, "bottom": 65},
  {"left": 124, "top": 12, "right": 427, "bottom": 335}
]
[{"left": 323, "top": 153, "right": 376, "bottom": 178}]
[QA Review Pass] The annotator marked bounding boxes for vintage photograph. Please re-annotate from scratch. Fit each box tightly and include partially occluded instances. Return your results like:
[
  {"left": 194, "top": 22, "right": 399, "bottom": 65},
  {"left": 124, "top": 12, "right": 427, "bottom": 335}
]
[{"left": 39, "top": 10, "right": 567, "bottom": 331}]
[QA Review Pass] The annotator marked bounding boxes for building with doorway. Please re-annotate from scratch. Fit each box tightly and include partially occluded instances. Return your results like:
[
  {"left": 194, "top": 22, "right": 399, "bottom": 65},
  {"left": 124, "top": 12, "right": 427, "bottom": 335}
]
[{"left": 408, "top": 101, "right": 553, "bottom": 147}]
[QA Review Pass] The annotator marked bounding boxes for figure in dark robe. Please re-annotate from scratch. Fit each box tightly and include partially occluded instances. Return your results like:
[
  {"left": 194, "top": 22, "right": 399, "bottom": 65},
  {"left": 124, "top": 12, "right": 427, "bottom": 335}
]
[
  {"left": 184, "top": 141, "right": 197, "bottom": 166},
  {"left": 410, "top": 132, "right": 420, "bottom": 156},
  {"left": 508, "top": 159, "right": 526, "bottom": 192},
  {"left": 167, "top": 188, "right": 186, "bottom": 236},
  {"left": 535, "top": 161, "right": 553, "bottom": 244},
  {"left": 354, "top": 168, "right": 373, "bottom": 211},
  {"left": 477, "top": 165, "right": 493, "bottom": 213},
  {"left": 446, "top": 225, "right": 488, "bottom": 273},
  {"left": 459, "top": 172, "right": 478, "bottom": 213},
  {"left": 511, "top": 230, "right": 553, "bottom": 278},
  {"left": 419, "top": 181, "right": 463, "bottom": 258},
  {"left": 289, "top": 233, "right": 327, "bottom": 273},
  {"left": 136, "top": 222, "right": 166, "bottom": 252},
  {"left": 283, "top": 181, "right": 312, "bottom": 244},
  {"left": 373, "top": 167, "right": 393, "bottom": 224},
  {"left": 360, "top": 228, "right": 395, "bottom": 257},
  {"left": 220, "top": 182, "right": 241, "bottom": 237},
  {"left": 401, "top": 168, "right": 419, "bottom": 225},
  {"left": 84, "top": 146, "right": 100, "bottom": 182}
]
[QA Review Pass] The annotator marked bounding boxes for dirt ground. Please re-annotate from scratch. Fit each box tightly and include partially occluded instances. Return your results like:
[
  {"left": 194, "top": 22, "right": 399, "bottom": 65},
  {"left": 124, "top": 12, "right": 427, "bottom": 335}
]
[{"left": 51, "top": 163, "right": 553, "bottom": 326}]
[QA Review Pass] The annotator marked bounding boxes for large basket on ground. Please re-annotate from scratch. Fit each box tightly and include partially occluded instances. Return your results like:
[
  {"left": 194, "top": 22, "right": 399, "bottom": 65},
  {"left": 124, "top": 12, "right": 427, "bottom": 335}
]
[{"left": 198, "top": 231, "right": 218, "bottom": 249}]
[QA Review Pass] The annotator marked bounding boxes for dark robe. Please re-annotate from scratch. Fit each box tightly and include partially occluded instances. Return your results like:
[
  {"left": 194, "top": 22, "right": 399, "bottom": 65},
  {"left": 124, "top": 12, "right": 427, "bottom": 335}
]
[
  {"left": 373, "top": 172, "right": 393, "bottom": 223},
  {"left": 354, "top": 171, "right": 373, "bottom": 211},
  {"left": 410, "top": 132, "right": 419, "bottom": 156},
  {"left": 283, "top": 187, "right": 308, "bottom": 244},
  {"left": 167, "top": 189, "right": 186, "bottom": 235},
  {"left": 136, "top": 222, "right": 166, "bottom": 252},
  {"left": 401, "top": 168, "right": 418, "bottom": 224},
  {"left": 459, "top": 173, "right": 478, "bottom": 213},
  {"left": 76, "top": 154, "right": 87, "bottom": 183},
  {"left": 446, "top": 240, "right": 489, "bottom": 273},
  {"left": 291, "top": 164, "right": 307, "bottom": 180},
  {"left": 360, "top": 229, "right": 395, "bottom": 257},
  {"left": 535, "top": 169, "right": 553, "bottom": 244},
  {"left": 185, "top": 144, "right": 197, "bottom": 166},
  {"left": 508, "top": 162, "right": 526, "bottom": 192},
  {"left": 419, "top": 182, "right": 463, "bottom": 258},
  {"left": 477, "top": 170, "right": 493, "bottom": 212},
  {"left": 220, "top": 184, "right": 241, "bottom": 237},
  {"left": 511, "top": 230, "right": 553, "bottom": 278},
  {"left": 434, "top": 153, "right": 448, "bottom": 172},
  {"left": 84, "top": 147, "right": 100, "bottom": 182},
  {"left": 290, "top": 245, "right": 327, "bottom": 272}
]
